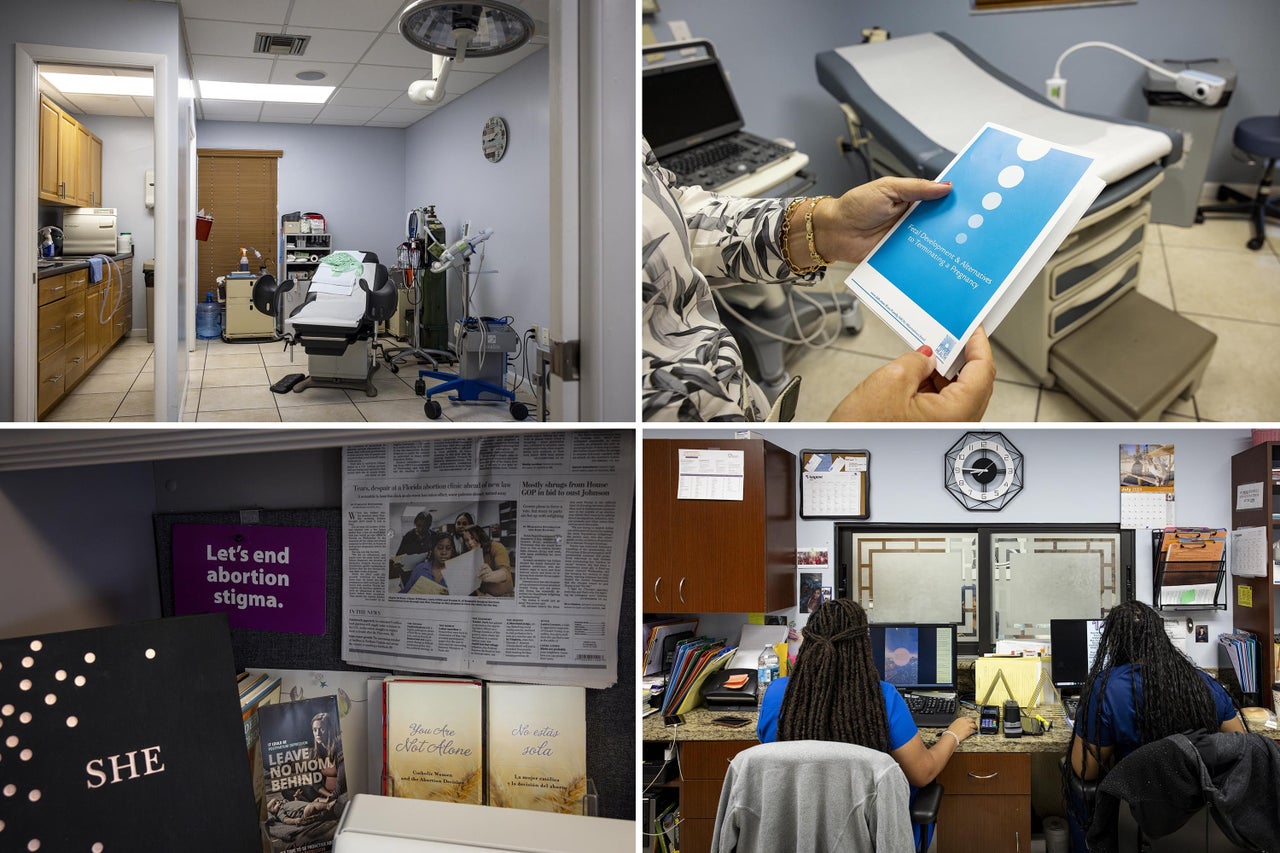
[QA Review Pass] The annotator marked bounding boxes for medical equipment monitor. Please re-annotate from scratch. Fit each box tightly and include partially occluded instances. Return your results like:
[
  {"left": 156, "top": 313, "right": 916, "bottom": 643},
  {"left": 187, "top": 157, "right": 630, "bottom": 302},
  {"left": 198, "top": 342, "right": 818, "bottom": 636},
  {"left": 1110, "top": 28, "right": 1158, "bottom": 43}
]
[
  {"left": 868, "top": 623, "right": 957, "bottom": 691},
  {"left": 642, "top": 57, "right": 745, "bottom": 159},
  {"left": 1050, "top": 618, "right": 1106, "bottom": 689}
]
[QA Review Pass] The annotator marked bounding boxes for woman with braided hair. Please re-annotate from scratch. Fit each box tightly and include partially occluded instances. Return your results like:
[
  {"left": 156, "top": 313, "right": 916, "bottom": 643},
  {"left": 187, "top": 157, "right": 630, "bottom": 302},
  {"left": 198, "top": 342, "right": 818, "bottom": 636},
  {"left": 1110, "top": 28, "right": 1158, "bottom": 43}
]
[
  {"left": 1063, "top": 599, "right": 1246, "bottom": 849},
  {"left": 757, "top": 599, "right": 976, "bottom": 846}
]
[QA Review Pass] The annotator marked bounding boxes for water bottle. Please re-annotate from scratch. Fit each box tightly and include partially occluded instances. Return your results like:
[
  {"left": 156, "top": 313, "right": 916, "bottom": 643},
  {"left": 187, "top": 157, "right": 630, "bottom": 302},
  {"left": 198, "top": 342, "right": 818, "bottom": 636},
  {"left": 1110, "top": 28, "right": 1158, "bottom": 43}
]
[
  {"left": 765, "top": 646, "right": 781, "bottom": 685},
  {"left": 757, "top": 647, "right": 773, "bottom": 691}
]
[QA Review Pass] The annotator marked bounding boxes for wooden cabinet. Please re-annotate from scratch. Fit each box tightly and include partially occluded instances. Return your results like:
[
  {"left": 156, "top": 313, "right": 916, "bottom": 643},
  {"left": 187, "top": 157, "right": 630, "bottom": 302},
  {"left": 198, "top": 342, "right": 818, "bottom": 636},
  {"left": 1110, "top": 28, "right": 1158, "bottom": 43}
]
[
  {"left": 1231, "top": 442, "right": 1279, "bottom": 698},
  {"left": 39, "top": 96, "right": 60, "bottom": 198},
  {"left": 935, "top": 753, "right": 1031, "bottom": 853},
  {"left": 643, "top": 438, "right": 796, "bottom": 613},
  {"left": 36, "top": 264, "right": 125, "bottom": 418},
  {"left": 675, "top": 740, "right": 752, "bottom": 853},
  {"left": 38, "top": 95, "right": 102, "bottom": 207}
]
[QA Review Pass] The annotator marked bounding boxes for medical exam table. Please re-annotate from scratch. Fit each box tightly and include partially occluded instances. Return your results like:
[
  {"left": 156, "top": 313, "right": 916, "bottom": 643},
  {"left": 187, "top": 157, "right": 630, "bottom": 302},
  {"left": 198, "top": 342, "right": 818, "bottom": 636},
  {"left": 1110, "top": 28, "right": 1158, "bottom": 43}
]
[{"left": 817, "top": 32, "right": 1216, "bottom": 421}]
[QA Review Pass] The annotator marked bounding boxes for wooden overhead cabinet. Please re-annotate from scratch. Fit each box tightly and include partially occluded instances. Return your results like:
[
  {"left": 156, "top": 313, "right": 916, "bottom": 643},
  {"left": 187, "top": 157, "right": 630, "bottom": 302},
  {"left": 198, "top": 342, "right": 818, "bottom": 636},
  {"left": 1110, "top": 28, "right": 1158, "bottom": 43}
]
[
  {"left": 643, "top": 437, "right": 796, "bottom": 613},
  {"left": 38, "top": 95, "right": 102, "bottom": 207}
]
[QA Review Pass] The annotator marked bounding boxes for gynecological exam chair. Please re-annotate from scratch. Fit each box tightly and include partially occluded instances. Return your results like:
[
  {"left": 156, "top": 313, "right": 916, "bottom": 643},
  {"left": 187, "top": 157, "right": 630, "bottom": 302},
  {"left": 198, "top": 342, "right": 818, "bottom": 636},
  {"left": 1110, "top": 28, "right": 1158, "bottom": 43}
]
[
  {"left": 252, "top": 250, "right": 399, "bottom": 397},
  {"left": 817, "top": 32, "right": 1218, "bottom": 421}
]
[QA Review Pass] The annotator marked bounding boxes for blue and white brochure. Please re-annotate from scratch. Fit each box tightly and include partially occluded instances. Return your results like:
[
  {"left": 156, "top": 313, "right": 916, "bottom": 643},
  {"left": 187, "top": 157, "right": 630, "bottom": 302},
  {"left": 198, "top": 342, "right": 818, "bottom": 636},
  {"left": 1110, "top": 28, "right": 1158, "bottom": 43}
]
[{"left": 846, "top": 123, "right": 1105, "bottom": 377}]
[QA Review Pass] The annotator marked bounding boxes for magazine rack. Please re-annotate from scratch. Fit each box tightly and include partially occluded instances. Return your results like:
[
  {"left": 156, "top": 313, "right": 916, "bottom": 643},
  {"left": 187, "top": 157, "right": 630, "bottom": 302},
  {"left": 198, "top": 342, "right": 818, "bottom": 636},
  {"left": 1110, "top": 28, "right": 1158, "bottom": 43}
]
[{"left": 1152, "top": 528, "right": 1228, "bottom": 611}]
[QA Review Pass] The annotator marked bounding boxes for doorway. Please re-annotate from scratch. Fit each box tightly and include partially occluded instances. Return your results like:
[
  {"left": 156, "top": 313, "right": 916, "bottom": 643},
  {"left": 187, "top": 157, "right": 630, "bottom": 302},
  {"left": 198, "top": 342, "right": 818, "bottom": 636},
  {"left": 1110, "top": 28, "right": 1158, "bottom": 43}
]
[{"left": 14, "top": 43, "right": 183, "bottom": 422}]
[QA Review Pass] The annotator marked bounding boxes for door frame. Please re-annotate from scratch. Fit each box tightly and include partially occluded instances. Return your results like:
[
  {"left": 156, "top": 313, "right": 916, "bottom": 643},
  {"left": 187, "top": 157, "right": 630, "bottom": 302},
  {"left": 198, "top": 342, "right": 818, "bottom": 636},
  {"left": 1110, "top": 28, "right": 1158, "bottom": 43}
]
[{"left": 13, "top": 43, "right": 178, "bottom": 421}]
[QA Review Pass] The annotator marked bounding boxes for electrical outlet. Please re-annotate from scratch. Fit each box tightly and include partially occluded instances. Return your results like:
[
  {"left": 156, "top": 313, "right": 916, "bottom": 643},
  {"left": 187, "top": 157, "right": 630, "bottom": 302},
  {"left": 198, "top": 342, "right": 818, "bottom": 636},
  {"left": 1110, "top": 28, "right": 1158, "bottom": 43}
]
[{"left": 537, "top": 325, "right": 551, "bottom": 347}]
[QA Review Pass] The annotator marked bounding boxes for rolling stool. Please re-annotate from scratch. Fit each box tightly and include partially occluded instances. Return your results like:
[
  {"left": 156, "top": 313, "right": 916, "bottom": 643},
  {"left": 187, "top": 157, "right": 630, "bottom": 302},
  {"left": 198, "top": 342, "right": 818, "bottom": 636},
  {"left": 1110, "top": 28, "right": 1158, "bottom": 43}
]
[{"left": 1195, "top": 113, "right": 1280, "bottom": 250}]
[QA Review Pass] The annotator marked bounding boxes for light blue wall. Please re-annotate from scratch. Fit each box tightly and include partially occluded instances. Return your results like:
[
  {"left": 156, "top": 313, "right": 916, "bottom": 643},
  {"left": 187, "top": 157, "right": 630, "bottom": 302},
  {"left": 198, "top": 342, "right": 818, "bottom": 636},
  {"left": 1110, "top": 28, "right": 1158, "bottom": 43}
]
[
  {"left": 648, "top": 0, "right": 1280, "bottom": 195},
  {"left": 647, "top": 427, "right": 1255, "bottom": 668},
  {"left": 75, "top": 115, "right": 155, "bottom": 329},
  {"left": 403, "top": 49, "right": 551, "bottom": 336},
  {"left": 194, "top": 121, "right": 408, "bottom": 267},
  {"left": 1, "top": 0, "right": 183, "bottom": 421}
]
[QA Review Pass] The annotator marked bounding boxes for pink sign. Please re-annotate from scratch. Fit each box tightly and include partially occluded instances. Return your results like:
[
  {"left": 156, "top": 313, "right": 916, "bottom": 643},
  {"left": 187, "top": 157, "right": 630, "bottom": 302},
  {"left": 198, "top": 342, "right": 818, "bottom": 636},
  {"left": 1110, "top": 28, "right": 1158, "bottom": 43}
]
[{"left": 172, "top": 524, "right": 327, "bottom": 634}]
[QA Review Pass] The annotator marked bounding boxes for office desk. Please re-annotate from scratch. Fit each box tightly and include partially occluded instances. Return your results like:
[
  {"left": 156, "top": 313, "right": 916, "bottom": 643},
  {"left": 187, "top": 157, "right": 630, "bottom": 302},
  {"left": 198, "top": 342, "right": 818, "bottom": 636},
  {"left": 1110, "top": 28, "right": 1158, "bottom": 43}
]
[{"left": 644, "top": 704, "right": 1064, "bottom": 853}]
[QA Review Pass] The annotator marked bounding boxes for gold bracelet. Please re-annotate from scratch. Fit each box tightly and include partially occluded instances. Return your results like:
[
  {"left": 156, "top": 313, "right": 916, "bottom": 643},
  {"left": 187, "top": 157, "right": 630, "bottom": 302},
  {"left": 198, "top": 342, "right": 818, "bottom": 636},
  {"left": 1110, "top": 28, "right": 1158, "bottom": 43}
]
[
  {"left": 805, "top": 195, "right": 833, "bottom": 268},
  {"left": 779, "top": 198, "right": 815, "bottom": 274}
]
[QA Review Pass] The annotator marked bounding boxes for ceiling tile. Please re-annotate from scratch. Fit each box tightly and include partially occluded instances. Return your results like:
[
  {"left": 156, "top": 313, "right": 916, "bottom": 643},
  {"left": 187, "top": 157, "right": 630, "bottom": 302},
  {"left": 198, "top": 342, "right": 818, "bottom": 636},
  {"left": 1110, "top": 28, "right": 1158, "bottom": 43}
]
[
  {"left": 386, "top": 91, "right": 458, "bottom": 111},
  {"left": 65, "top": 94, "right": 148, "bottom": 118},
  {"left": 372, "top": 106, "right": 437, "bottom": 124},
  {"left": 364, "top": 119, "right": 415, "bottom": 127},
  {"left": 260, "top": 103, "right": 324, "bottom": 122},
  {"left": 191, "top": 54, "right": 276, "bottom": 84},
  {"left": 179, "top": 0, "right": 290, "bottom": 26},
  {"left": 366, "top": 32, "right": 440, "bottom": 70},
  {"left": 281, "top": 26, "right": 380, "bottom": 64},
  {"left": 341, "top": 63, "right": 423, "bottom": 92},
  {"left": 200, "top": 101, "right": 265, "bottom": 121},
  {"left": 284, "top": 0, "right": 406, "bottom": 33},
  {"left": 137, "top": 98, "right": 155, "bottom": 118},
  {"left": 328, "top": 88, "right": 400, "bottom": 109},
  {"left": 184, "top": 19, "right": 266, "bottom": 59},
  {"left": 268, "top": 59, "right": 356, "bottom": 86},
  {"left": 315, "top": 105, "right": 381, "bottom": 122}
]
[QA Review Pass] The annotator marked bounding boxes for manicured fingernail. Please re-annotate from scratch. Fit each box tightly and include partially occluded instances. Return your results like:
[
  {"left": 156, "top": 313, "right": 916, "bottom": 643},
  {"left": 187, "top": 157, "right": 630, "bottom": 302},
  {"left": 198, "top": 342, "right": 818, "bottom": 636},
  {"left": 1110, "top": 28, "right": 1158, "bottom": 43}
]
[
  {"left": 938, "top": 181, "right": 952, "bottom": 186},
  {"left": 917, "top": 345, "right": 934, "bottom": 357}
]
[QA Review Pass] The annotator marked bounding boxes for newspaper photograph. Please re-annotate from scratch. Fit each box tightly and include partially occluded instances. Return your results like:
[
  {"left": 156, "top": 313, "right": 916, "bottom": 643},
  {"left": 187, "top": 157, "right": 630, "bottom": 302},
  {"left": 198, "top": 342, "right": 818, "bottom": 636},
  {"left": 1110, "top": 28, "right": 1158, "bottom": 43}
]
[{"left": 341, "top": 431, "right": 633, "bottom": 689}]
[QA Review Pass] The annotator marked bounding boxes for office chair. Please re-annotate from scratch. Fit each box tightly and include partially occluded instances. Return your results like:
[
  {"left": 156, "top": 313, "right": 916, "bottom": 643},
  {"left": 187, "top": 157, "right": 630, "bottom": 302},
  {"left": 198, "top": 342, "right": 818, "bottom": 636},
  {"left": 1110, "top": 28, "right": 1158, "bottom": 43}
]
[
  {"left": 711, "top": 740, "right": 942, "bottom": 853},
  {"left": 1078, "top": 731, "right": 1280, "bottom": 853},
  {"left": 1195, "top": 112, "right": 1280, "bottom": 250}
]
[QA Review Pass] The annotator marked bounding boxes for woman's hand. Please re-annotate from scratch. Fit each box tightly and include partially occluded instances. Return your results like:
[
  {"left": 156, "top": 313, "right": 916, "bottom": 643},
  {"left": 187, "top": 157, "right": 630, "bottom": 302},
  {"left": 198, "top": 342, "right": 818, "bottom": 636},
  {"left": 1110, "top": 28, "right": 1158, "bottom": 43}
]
[
  {"left": 946, "top": 717, "right": 978, "bottom": 744},
  {"left": 828, "top": 327, "right": 995, "bottom": 422},
  {"left": 806, "top": 177, "right": 953, "bottom": 265},
  {"left": 479, "top": 568, "right": 511, "bottom": 583}
]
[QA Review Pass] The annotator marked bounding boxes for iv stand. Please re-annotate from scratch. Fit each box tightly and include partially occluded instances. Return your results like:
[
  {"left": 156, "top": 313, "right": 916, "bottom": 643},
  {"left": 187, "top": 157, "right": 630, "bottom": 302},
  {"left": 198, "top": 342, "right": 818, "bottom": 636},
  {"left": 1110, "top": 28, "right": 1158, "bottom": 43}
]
[{"left": 380, "top": 239, "right": 454, "bottom": 375}]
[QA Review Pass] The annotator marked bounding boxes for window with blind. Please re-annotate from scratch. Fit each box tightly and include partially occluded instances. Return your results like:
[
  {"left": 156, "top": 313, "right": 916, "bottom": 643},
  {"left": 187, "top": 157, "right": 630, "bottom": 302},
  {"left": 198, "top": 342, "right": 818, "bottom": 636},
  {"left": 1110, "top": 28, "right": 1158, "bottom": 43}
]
[
  {"left": 973, "top": 0, "right": 1133, "bottom": 10},
  {"left": 196, "top": 149, "right": 281, "bottom": 302}
]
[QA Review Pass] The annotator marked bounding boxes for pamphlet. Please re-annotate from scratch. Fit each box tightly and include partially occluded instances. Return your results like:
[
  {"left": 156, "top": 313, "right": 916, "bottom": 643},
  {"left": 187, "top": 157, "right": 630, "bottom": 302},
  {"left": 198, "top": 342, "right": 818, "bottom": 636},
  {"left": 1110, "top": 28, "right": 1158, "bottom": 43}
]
[{"left": 846, "top": 123, "right": 1105, "bottom": 377}]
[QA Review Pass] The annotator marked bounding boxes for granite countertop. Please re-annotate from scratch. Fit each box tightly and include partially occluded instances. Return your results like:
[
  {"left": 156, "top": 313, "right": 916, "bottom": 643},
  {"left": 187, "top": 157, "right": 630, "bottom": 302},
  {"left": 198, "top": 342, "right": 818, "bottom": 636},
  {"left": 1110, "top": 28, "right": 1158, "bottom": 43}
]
[
  {"left": 37, "top": 252, "right": 133, "bottom": 280},
  {"left": 644, "top": 703, "right": 1075, "bottom": 753}
]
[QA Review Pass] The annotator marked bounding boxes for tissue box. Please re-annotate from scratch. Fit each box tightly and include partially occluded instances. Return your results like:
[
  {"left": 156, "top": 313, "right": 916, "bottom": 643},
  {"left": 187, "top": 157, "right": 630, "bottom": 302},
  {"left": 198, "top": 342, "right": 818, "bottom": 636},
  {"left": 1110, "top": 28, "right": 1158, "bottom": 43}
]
[{"left": 283, "top": 221, "right": 302, "bottom": 234}]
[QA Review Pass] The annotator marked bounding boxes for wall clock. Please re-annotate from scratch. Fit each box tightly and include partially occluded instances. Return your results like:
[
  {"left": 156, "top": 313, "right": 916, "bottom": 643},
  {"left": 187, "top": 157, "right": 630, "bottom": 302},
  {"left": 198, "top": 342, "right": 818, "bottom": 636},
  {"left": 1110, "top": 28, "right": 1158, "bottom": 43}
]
[
  {"left": 944, "top": 431, "right": 1024, "bottom": 511},
  {"left": 482, "top": 116, "right": 508, "bottom": 163}
]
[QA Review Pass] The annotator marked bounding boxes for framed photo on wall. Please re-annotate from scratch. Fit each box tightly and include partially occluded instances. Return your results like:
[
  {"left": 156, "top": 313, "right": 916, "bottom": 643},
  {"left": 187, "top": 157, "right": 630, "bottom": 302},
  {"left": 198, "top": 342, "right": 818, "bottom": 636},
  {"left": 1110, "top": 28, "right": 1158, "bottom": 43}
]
[{"left": 799, "top": 449, "right": 870, "bottom": 520}]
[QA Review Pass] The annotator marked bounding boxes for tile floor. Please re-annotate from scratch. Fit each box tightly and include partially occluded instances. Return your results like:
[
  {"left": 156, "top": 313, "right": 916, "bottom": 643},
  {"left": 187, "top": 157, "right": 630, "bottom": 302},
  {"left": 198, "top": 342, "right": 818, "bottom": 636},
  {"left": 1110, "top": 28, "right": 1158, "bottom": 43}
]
[
  {"left": 786, "top": 215, "right": 1280, "bottom": 422},
  {"left": 43, "top": 336, "right": 540, "bottom": 423}
]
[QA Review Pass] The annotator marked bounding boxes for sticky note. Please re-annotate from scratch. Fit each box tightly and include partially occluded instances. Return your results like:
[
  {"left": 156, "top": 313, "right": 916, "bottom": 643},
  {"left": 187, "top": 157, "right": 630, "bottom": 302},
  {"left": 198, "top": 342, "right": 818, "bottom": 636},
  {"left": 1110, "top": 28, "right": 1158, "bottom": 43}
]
[{"left": 1238, "top": 585, "right": 1253, "bottom": 608}]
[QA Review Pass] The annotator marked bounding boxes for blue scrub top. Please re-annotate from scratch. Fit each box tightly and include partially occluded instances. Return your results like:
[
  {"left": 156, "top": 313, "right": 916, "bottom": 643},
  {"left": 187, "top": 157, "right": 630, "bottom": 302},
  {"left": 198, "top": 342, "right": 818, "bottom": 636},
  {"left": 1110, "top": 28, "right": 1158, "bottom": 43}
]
[
  {"left": 1075, "top": 664, "right": 1237, "bottom": 759},
  {"left": 756, "top": 676, "right": 918, "bottom": 750}
]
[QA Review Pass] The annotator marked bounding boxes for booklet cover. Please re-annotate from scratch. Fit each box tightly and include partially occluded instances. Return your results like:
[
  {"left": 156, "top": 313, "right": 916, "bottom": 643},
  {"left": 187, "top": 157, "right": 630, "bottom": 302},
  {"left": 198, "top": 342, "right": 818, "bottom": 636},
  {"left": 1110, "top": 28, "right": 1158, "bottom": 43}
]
[
  {"left": 846, "top": 122, "right": 1105, "bottom": 377},
  {"left": 0, "top": 614, "right": 260, "bottom": 852},
  {"left": 486, "top": 683, "right": 587, "bottom": 814},
  {"left": 258, "top": 694, "right": 347, "bottom": 852},
  {"left": 382, "top": 677, "right": 485, "bottom": 803}
]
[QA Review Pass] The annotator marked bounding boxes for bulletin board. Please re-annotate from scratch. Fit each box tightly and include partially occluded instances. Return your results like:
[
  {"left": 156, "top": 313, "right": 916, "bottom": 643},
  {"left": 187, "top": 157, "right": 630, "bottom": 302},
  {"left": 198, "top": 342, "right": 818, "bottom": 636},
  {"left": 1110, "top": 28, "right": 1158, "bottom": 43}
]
[
  {"left": 152, "top": 507, "right": 637, "bottom": 821},
  {"left": 799, "top": 449, "right": 871, "bottom": 519}
]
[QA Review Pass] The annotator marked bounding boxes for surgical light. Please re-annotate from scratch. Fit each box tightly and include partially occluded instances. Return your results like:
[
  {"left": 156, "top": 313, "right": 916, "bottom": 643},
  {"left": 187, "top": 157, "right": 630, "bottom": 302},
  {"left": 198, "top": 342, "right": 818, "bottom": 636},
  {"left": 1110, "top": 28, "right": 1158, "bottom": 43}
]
[
  {"left": 400, "top": 1, "right": 535, "bottom": 105},
  {"left": 1046, "top": 41, "right": 1226, "bottom": 109}
]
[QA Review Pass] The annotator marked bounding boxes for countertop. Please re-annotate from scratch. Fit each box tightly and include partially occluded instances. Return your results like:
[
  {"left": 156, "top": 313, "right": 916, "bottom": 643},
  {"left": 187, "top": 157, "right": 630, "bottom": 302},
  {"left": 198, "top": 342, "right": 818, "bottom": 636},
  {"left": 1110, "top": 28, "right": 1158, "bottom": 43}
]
[
  {"left": 37, "top": 252, "right": 133, "bottom": 280},
  {"left": 643, "top": 700, "right": 1280, "bottom": 751}
]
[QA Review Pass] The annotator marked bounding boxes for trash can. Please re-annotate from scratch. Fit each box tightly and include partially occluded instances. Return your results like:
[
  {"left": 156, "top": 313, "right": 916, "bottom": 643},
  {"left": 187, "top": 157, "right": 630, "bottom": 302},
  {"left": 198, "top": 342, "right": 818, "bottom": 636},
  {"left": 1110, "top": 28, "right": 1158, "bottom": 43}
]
[
  {"left": 143, "top": 259, "right": 155, "bottom": 343},
  {"left": 1144, "top": 59, "right": 1236, "bottom": 227}
]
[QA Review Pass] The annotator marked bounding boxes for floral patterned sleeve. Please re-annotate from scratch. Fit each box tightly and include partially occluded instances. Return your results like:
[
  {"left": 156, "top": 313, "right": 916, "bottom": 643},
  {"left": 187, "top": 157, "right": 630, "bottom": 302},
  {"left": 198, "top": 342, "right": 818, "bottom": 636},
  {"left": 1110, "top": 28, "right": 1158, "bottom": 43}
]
[{"left": 641, "top": 141, "right": 823, "bottom": 422}]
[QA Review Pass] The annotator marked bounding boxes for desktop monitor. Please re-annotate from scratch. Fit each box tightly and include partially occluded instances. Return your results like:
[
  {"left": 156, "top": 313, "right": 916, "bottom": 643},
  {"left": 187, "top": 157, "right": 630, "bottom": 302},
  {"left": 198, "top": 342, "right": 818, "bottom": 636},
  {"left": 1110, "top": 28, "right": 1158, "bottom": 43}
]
[
  {"left": 1050, "top": 618, "right": 1107, "bottom": 690},
  {"left": 867, "top": 623, "right": 958, "bottom": 691}
]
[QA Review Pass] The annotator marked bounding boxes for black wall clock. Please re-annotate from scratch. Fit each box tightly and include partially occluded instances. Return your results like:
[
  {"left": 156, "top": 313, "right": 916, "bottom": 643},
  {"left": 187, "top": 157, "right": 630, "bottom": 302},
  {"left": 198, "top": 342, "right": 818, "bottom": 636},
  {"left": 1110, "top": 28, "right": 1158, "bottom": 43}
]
[{"left": 944, "top": 431, "right": 1024, "bottom": 511}]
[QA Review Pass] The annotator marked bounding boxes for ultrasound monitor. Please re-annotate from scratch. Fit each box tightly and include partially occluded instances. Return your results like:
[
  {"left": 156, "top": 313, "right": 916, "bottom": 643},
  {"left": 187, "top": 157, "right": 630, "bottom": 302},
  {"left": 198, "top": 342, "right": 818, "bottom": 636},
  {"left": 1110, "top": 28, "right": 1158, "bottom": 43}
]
[
  {"left": 1050, "top": 618, "right": 1106, "bottom": 690},
  {"left": 868, "top": 623, "right": 957, "bottom": 691},
  {"left": 642, "top": 57, "right": 745, "bottom": 159}
]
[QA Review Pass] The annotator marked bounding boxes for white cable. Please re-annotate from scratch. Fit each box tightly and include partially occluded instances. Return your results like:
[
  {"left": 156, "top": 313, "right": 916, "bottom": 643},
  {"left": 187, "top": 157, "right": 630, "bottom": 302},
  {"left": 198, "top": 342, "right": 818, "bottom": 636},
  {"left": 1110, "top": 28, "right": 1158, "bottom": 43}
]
[
  {"left": 1053, "top": 41, "right": 1176, "bottom": 81},
  {"left": 711, "top": 287, "right": 839, "bottom": 348}
]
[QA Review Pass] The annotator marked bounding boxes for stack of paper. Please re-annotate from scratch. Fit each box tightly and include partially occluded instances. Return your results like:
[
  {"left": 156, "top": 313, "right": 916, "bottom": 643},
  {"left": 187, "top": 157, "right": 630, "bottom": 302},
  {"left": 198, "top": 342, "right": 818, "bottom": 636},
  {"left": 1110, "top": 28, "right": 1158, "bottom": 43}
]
[{"left": 642, "top": 618, "right": 698, "bottom": 677}]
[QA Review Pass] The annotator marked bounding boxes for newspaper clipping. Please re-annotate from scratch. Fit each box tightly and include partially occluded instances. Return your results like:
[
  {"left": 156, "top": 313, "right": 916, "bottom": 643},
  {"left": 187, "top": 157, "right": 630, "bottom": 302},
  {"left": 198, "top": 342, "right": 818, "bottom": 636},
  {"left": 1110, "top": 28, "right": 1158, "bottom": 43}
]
[{"left": 341, "top": 431, "right": 632, "bottom": 689}]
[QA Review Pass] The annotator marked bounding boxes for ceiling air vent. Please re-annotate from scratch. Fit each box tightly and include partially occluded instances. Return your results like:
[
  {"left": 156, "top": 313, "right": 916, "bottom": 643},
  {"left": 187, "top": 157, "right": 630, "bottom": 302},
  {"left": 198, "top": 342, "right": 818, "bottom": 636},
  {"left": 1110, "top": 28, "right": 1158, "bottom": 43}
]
[{"left": 253, "top": 33, "right": 311, "bottom": 56}]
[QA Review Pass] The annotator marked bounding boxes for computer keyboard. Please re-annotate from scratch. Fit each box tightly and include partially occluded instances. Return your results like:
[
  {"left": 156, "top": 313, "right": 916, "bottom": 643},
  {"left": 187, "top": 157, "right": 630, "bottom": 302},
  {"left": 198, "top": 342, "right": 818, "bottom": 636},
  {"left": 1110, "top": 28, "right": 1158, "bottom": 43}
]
[
  {"left": 663, "top": 133, "right": 795, "bottom": 190},
  {"left": 904, "top": 693, "right": 958, "bottom": 727}
]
